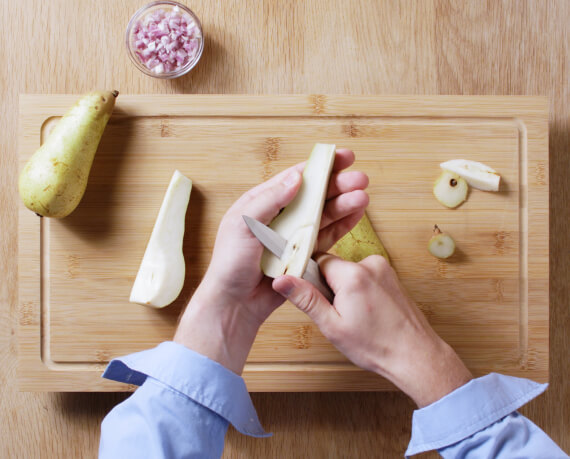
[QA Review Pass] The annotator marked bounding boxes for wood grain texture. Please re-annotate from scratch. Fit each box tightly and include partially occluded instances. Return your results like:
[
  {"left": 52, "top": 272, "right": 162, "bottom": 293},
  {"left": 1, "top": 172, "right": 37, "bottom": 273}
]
[
  {"left": 18, "top": 95, "right": 549, "bottom": 392},
  {"left": 1, "top": 0, "right": 568, "bottom": 457}
]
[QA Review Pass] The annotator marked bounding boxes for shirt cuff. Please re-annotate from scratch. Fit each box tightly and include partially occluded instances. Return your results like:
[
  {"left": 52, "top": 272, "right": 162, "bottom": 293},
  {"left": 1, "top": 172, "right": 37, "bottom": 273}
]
[
  {"left": 405, "top": 372, "right": 548, "bottom": 457},
  {"left": 102, "top": 341, "right": 271, "bottom": 438}
]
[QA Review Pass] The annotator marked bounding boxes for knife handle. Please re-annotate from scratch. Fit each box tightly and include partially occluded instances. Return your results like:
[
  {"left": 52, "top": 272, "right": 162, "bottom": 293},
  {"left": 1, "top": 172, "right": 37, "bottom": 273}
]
[{"left": 302, "top": 259, "right": 335, "bottom": 303}]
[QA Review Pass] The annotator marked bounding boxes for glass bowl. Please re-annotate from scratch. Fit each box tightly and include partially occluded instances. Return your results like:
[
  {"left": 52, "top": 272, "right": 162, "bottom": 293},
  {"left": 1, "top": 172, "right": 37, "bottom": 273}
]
[{"left": 125, "top": 1, "right": 204, "bottom": 79}]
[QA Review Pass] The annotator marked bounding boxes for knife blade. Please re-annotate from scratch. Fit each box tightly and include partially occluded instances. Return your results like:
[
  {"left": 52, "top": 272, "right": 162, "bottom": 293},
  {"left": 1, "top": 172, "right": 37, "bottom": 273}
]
[{"left": 243, "top": 215, "right": 334, "bottom": 302}]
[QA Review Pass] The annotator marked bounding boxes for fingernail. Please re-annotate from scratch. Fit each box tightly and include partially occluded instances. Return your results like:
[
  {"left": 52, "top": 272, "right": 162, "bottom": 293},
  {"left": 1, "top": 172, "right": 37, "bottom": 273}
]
[{"left": 283, "top": 171, "right": 300, "bottom": 188}]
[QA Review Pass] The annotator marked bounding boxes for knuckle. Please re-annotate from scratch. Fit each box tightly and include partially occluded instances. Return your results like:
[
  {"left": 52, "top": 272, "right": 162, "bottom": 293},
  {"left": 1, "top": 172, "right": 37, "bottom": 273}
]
[
  {"left": 296, "top": 287, "right": 319, "bottom": 314},
  {"left": 245, "top": 185, "right": 281, "bottom": 212},
  {"left": 241, "top": 187, "right": 261, "bottom": 205},
  {"left": 344, "top": 266, "right": 369, "bottom": 290},
  {"left": 367, "top": 254, "right": 387, "bottom": 266},
  {"left": 342, "top": 258, "right": 388, "bottom": 291},
  {"left": 363, "top": 254, "right": 390, "bottom": 277}
]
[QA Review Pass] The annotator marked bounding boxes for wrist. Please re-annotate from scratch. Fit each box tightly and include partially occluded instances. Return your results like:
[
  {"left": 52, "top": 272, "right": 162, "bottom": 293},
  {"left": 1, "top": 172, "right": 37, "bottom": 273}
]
[
  {"left": 174, "top": 283, "right": 259, "bottom": 375},
  {"left": 375, "top": 330, "right": 473, "bottom": 408}
]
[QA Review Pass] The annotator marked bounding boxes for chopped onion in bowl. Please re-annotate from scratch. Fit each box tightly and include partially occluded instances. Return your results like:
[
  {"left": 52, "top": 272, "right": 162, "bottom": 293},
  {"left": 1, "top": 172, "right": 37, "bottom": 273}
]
[{"left": 130, "top": 5, "right": 202, "bottom": 75}]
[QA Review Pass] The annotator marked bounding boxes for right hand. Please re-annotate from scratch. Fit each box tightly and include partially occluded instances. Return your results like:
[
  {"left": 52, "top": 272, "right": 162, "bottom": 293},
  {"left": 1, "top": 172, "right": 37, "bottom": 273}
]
[{"left": 272, "top": 254, "right": 473, "bottom": 408}]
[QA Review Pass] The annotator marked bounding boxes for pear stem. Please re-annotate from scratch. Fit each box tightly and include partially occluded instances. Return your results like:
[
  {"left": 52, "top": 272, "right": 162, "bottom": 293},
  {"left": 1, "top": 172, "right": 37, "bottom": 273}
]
[{"left": 433, "top": 224, "right": 442, "bottom": 235}]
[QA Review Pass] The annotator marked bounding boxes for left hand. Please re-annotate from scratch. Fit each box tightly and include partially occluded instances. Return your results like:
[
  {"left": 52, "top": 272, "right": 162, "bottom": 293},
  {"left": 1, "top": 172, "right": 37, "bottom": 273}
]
[{"left": 174, "top": 149, "right": 369, "bottom": 374}]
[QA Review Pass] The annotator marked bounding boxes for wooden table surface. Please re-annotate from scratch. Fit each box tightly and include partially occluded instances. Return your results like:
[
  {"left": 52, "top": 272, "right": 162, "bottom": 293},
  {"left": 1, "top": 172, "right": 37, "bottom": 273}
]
[{"left": 1, "top": 1, "right": 568, "bottom": 457}]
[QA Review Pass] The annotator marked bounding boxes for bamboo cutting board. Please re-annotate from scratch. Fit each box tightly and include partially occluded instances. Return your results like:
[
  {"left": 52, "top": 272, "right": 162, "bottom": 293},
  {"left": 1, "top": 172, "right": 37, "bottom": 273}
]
[{"left": 18, "top": 95, "right": 549, "bottom": 392}]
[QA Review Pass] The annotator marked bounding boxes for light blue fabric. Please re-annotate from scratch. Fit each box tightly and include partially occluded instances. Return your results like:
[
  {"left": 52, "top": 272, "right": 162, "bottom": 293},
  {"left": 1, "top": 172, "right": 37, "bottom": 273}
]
[
  {"left": 100, "top": 342, "right": 567, "bottom": 459},
  {"left": 99, "top": 341, "right": 269, "bottom": 459},
  {"left": 406, "top": 373, "right": 568, "bottom": 458}
]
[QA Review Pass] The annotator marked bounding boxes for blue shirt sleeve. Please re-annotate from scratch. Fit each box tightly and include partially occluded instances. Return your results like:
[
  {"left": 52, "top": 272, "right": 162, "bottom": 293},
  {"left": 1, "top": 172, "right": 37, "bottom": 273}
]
[
  {"left": 99, "top": 341, "right": 270, "bottom": 459},
  {"left": 100, "top": 343, "right": 567, "bottom": 459},
  {"left": 406, "top": 373, "right": 568, "bottom": 458}
]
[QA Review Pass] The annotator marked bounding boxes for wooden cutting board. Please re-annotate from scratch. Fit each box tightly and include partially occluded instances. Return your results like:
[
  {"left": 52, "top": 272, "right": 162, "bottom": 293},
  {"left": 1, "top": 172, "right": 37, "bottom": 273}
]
[{"left": 18, "top": 95, "right": 549, "bottom": 392}]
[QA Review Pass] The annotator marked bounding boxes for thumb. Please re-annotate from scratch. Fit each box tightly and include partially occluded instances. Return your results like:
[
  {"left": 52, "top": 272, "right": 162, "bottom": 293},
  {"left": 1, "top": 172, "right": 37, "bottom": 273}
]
[
  {"left": 273, "top": 275, "right": 338, "bottom": 331},
  {"left": 237, "top": 168, "right": 302, "bottom": 224}
]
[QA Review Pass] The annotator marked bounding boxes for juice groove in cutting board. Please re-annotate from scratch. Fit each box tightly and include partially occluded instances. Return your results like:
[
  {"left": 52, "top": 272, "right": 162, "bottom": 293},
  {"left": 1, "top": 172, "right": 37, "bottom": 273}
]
[{"left": 18, "top": 95, "right": 548, "bottom": 391}]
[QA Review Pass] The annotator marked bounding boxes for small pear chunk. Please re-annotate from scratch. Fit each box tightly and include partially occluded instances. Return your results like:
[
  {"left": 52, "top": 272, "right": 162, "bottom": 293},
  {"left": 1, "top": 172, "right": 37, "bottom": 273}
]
[
  {"left": 440, "top": 159, "right": 500, "bottom": 191},
  {"left": 130, "top": 170, "right": 192, "bottom": 308},
  {"left": 331, "top": 212, "right": 390, "bottom": 264},
  {"left": 433, "top": 170, "right": 468, "bottom": 208},
  {"left": 261, "top": 143, "right": 336, "bottom": 278},
  {"left": 428, "top": 225, "right": 456, "bottom": 259},
  {"left": 19, "top": 90, "right": 118, "bottom": 218}
]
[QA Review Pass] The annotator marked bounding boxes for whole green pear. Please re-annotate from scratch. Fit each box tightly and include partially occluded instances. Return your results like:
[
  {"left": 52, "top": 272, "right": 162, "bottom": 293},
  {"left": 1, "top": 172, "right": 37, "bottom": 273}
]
[{"left": 19, "top": 90, "right": 118, "bottom": 218}]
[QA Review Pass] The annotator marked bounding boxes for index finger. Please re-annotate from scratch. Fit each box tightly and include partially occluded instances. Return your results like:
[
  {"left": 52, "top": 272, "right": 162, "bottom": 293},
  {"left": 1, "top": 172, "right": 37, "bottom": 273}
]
[
  {"left": 314, "top": 252, "right": 359, "bottom": 293},
  {"left": 332, "top": 149, "right": 355, "bottom": 171}
]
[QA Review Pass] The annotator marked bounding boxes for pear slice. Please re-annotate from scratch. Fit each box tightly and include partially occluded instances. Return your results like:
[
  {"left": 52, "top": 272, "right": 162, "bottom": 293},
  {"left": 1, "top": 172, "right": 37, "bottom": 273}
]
[
  {"left": 130, "top": 170, "right": 192, "bottom": 308},
  {"left": 428, "top": 225, "right": 455, "bottom": 259},
  {"left": 331, "top": 212, "right": 390, "bottom": 264},
  {"left": 440, "top": 159, "right": 500, "bottom": 191},
  {"left": 261, "top": 143, "right": 336, "bottom": 278},
  {"left": 433, "top": 170, "right": 468, "bottom": 208},
  {"left": 19, "top": 90, "right": 118, "bottom": 218}
]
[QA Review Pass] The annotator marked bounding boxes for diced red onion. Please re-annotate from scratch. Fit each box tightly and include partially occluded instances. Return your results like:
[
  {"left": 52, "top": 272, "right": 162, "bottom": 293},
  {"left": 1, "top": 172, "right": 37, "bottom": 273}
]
[{"left": 131, "top": 5, "right": 202, "bottom": 74}]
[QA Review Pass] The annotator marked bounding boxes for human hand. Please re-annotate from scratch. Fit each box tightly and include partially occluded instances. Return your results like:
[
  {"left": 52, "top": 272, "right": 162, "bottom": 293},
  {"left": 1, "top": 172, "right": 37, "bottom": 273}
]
[
  {"left": 174, "top": 149, "right": 369, "bottom": 375},
  {"left": 272, "top": 254, "right": 473, "bottom": 408}
]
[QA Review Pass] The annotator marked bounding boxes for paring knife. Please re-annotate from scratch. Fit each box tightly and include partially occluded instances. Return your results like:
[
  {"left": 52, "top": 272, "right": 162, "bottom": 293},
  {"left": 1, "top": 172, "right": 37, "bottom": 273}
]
[{"left": 243, "top": 215, "right": 334, "bottom": 303}]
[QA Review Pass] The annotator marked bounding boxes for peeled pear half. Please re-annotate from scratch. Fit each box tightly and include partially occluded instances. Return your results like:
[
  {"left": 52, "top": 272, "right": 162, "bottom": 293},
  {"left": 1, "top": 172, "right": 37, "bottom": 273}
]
[
  {"left": 261, "top": 143, "right": 336, "bottom": 278},
  {"left": 130, "top": 170, "right": 192, "bottom": 308}
]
